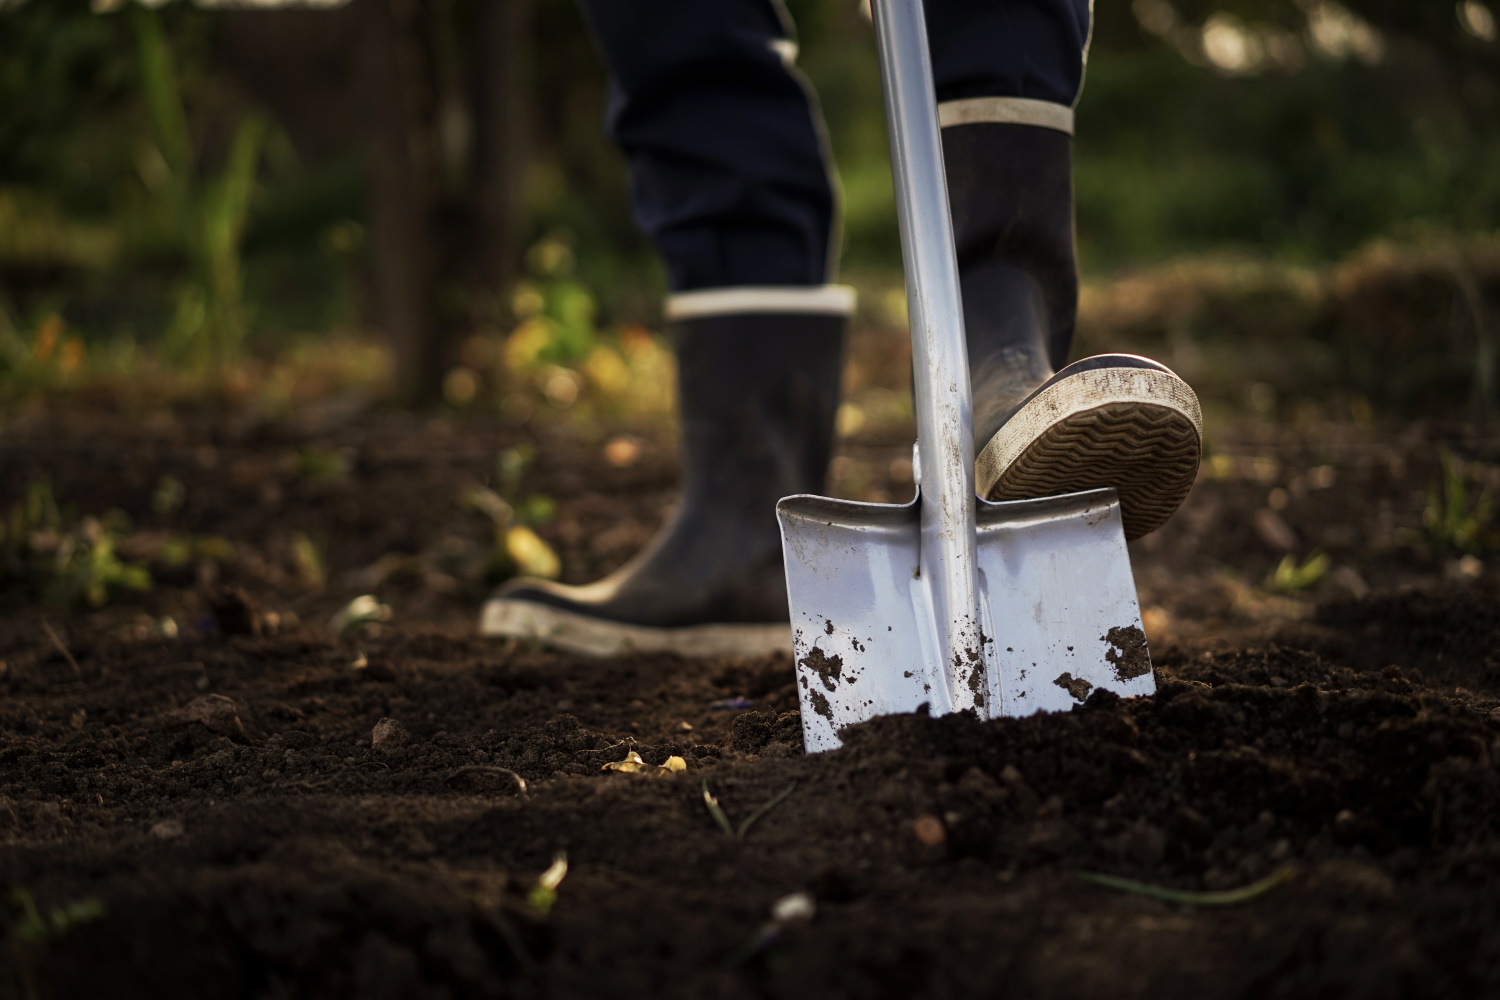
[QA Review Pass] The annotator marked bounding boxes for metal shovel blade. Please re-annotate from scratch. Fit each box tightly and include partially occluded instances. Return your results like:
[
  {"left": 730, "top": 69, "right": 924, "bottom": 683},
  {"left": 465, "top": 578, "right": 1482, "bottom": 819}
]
[{"left": 779, "top": 487, "right": 1151, "bottom": 752}]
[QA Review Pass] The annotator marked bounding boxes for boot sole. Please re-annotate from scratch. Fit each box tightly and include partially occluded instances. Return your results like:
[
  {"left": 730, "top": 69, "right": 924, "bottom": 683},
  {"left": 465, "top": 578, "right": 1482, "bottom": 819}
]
[
  {"left": 479, "top": 598, "right": 791, "bottom": 659},
  {"left": 975, "top": 367, "right": 1202, "bottom": 541}
]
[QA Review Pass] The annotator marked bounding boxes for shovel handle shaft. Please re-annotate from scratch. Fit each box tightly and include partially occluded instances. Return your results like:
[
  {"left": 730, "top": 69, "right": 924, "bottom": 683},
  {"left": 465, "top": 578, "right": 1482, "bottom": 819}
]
[{"left": 871, "top": 0, "right": 987, "bottom": 708}]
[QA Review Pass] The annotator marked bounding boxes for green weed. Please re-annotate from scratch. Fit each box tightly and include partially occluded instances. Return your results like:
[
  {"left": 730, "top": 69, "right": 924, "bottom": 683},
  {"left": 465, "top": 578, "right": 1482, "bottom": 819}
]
[
  {"left": 289, "top": 531, "right": 326, "bottom": 589},
  {"left": 491, "top": 446, "right": 555, "bottom": 527},
  {"left": 525, "top": 853, "right": 568, "bottom": 915},
  {"left": 1425, "top": 450, "right": 1499, "bottom": 555},
  {"left": 10, "top": 889, "right": 104, "bottom": 946},
  {"left": 701, "top": 781, "right": 798, "bottom": 842},
  {"left": 158, "top": 533, "right": 235, "bottom": 570},
  {"left": 8, "top": 888, "right": 106, "bottom": 1000},
  {"left": 462, "top": 446, "right": 561, "bottom": 585},
  {"left": 497, "top": 444, "right": 536, "bottom": 494},
  {"left": 1, "top": 483, "right": 151, "bottom": 607},
  {"left": 1267, "top": 551, "right": 1329, "bottom": 594},
  {"left": 294, "top": 447, "right": 350, "bottom": 482},
  {"left": 516, "top": 494, "right": 557, "bottom": 528},
  {"left": 150, "top": 474, "right": 185, "bottom": 516},
  {"left": 328, "top": 594, "right": 391, "bottom": 636},
  {"left": 132, "top": 5, "right": 266, "bottom": 372}
]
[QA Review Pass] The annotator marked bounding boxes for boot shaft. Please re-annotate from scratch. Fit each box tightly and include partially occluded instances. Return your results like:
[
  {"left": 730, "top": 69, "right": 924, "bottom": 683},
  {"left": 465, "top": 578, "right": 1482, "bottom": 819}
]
[
  {"left": 670, "top": 311, "right": 846, "bottom": 507},
  {"left": 944, "top": 122, "right": 1079, "bottom": 446},
  {"left": 944, "top": 122, "right": 1078, "bottom": 375}
]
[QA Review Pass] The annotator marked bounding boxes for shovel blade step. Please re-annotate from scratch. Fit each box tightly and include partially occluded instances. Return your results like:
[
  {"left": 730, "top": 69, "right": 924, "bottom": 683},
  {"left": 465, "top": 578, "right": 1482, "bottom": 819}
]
[{"left": 778, "top": 488, "right": 1150, "bottom": 752}]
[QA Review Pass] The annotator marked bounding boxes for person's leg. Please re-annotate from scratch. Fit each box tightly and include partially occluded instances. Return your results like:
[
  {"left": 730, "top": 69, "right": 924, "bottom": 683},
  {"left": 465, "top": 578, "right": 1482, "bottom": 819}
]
[
  {"left": 929, "top": 0, "right": 1201, "bottom": 540},
  {"left": 480, "top": 0, "right": 849, "bottom": 656},
  {"left": 930, "top": 0, "right": 1088, "bottom": 403},
  {"left": 580, "top": 0, "right": 837, "bottom": 292}
]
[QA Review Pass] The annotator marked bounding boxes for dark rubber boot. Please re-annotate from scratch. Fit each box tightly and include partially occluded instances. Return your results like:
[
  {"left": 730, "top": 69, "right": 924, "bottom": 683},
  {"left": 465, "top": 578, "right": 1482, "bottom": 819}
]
[
  {"left": 946, "top": 123, "right": 1201, "bottom": 540},
  {"left": 479, "top": 312, "right": 844, "bottom": 657}
]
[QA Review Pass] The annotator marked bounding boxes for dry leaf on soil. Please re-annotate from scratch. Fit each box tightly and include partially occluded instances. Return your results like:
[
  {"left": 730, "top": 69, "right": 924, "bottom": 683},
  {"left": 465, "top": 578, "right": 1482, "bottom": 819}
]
[{"left": 601, "top": 751, "right": 687, "bottom": 776}]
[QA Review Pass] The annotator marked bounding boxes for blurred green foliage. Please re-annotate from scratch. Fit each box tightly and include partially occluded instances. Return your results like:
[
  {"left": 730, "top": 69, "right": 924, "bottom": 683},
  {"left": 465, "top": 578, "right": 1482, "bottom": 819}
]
[
  {"left": 462, "top": 445, "right": 564, "bottom": 584},
  {"left": 1073, "top": 38, "right": 1500, "bottom": 268},
  {"left": 1268, "top": 551, "right": 1331, "bottom": 593},
  {"left": 784, "top": 0, "right": 1500, "bottom": 271},
  {"left": 512, "top": 230, "right": 600, "bottom": 365},
  {"left": 0, "top": 0, "right": 1496, "bottom": 361},
  {"left": 0, "top": 482, "right": 151, "bottom": 608},
  {"left": 132, "top": 4, "right": 266, "bottom": 368},
  {"left": 9, "top": 888, "right": 106, "bottom": 947},
  {"left": 1425, "top": 450, "right": 1500, "bottom": 555}
]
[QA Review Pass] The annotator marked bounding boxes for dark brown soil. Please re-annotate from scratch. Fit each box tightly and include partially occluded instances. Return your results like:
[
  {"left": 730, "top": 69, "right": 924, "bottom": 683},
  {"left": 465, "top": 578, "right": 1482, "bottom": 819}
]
[{"left": 4, "top": 399, "right": 1500, "bottom": 999}]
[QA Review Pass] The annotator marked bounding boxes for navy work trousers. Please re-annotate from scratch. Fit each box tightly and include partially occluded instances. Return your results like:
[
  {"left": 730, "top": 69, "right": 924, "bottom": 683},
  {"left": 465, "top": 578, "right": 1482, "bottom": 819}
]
[{"left": 576, "top": 0, "right": 1091, "bottom": 294}]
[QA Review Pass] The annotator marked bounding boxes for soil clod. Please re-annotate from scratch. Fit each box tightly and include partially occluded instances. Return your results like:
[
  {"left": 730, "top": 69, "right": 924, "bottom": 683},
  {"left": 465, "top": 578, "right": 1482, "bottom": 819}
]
[
  {"left": 178, "top": 694, "right": 248, "bottom": 741},
  {"left": 913, "top": 814, "right": 947, "bottom": 846},
  {"left": 1053, "top": 671, "right": 1093, "bottom": 701},
  {"left": 799, "top": 646, "right": 844, "bottom": 691},
  {"left": 370, "top": 717, "right": 409, "bottom": 749},
  {"left": 209, "top": 586, "right": 265, "bottom": 636},
  {"left": 1103, "top": 624, "right": 1151, "bottom": 680}
]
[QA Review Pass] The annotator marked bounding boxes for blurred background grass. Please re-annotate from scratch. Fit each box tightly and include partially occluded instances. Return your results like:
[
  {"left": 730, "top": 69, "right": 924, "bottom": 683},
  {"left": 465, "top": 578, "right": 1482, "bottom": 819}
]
[{"left": 0, "top": 0, "right": 1497, "bottom": 426}]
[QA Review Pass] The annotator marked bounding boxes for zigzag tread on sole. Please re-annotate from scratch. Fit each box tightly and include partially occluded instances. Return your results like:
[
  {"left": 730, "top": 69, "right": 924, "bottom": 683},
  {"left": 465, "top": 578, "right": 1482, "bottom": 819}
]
[{"left": 985, "top": 402, "right": 1201, "bottom": 540}]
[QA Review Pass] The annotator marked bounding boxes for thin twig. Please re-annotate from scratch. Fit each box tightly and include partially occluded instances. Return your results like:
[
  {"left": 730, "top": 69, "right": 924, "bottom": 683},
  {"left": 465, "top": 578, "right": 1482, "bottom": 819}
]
[
  {"left": 701, "top": 781, "right": 736, "bottom": 839},
  {"left": 701, "top": 781, "right": 798, "bottom": 841},
  {"left": 448, "top": 766, "right": 528, "bottom": 797},
  {"left": 40, "top": 618, "right": 81, "bottom": 679},
  {"left": 1077, "top": 864, "right": 1296, "bottom": 906},
  {"left": 576, "top": 738, "right": 642, "bottom": 755},
  {"left": 736, "top": 782, "right": 797, "bottom": 841}
]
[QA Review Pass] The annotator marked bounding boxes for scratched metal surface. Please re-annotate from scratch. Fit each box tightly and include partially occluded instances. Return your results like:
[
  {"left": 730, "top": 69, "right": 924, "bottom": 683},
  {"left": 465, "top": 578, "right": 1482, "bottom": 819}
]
[{"left": 779, "top": 487, "right": 1150, "bottom": 752}]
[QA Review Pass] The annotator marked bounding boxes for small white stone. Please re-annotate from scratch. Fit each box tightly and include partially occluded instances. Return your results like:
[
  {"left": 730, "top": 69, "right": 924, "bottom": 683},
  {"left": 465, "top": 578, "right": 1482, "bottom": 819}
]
[{"left": 771, "top": 891, "right": 815, "bottom": 925}]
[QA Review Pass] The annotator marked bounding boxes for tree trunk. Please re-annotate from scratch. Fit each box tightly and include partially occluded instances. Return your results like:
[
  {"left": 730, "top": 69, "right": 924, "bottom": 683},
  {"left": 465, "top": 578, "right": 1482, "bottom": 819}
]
[
  {"left": 217, "top": 0, "right": 533, "bottom": 407},
  {"left": 469, "top": 0, "right": 533, "bottom": 319},
  {"left": 366, "top": 0, "right": 444, "bottom": 407}
]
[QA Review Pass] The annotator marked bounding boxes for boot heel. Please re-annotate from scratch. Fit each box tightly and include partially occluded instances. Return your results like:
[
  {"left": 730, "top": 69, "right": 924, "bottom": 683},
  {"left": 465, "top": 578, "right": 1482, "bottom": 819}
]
[{"left": 976, "top": 364, "right": 1202, "bottom": 540}]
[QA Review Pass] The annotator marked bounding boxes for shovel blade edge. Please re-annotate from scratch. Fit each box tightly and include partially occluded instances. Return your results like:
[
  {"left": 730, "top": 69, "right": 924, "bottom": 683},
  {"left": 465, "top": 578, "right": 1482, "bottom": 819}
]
[
  {"left": 778, "top": 488, "right": 1153, "bottom": 752},
  {"left": 975, "top": 489, "right": 1153, "bottom": 718},
  {"left": 777, "top": 493, "right": 939, "bottom": 752}
]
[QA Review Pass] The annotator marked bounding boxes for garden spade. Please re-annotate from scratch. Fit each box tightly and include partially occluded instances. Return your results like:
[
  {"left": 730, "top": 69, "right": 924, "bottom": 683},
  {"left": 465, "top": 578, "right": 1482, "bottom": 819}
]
[{"left": 777, "top": 0, "right": 1153, "bottom": 753}]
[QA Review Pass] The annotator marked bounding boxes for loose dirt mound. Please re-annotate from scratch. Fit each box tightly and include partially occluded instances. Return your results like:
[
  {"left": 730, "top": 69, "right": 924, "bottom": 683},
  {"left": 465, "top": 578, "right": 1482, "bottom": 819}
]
[{"left": 3, "top": 409, "right": 1500, "bottom": 998}]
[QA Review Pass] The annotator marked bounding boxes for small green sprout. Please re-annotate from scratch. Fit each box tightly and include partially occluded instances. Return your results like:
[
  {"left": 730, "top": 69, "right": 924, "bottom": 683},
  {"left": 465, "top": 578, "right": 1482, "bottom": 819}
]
[
  {"left": 497, "top": 445, "right": 537, "bottom": 493},
  {"left": 290, "top": 531, "right": 326, "bottom": 589},
  {"left": 151, "top": 474, "right": 185, "bottom": 516},
  {"left": 701, "top": 781, "right": 798, "bottom": 841},
  {"left": 295, "top": 447, "right": 351, "bottom": 482},
  {"left": 328, "top": 595, "right": 391, "bottom": 636},
  {"left": 1267, "top": 552, "right": 1329, "bottom": 593},
  {"left": 518, "top": 495, "right": 557, "bottom": 527},
  {"left": 526, "top": 853, "right": 569, "bottom": 915},
  {"left": 1425, "top": 449, "right": 1497, "bottom": 555},
  {"left": 10, "top": 888, "right": 105, "bottom": 945}
]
